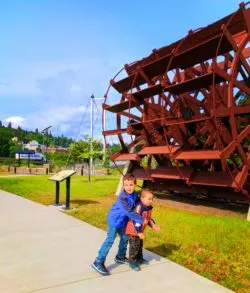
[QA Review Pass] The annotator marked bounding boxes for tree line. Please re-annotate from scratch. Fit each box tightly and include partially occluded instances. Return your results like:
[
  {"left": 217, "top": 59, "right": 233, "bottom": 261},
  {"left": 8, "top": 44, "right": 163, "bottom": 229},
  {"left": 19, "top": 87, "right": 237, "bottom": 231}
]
[
  {"left": 0, "top": 122, "right": 121, "bottom": 168},
  {"left": 0, "top": 123, "right": 74, "bottom": 157}
]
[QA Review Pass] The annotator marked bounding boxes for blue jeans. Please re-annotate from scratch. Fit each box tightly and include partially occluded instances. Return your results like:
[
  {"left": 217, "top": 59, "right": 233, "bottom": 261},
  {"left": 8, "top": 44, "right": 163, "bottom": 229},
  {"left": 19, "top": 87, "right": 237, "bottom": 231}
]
[{"left": 95, "top": 225, "right": 128, "bottom": 264}]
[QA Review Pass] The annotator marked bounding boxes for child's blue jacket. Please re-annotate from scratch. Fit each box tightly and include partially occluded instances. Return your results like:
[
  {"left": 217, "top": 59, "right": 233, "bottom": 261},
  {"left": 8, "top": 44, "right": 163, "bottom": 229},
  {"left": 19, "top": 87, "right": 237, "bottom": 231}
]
[{"left": 107, "top": 190, "right": 144, "bottom": 228}]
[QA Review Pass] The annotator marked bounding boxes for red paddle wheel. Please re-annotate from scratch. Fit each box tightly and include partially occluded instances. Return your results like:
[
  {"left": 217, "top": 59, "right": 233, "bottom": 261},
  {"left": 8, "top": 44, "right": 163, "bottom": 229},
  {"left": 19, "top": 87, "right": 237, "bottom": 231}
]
[{"left": 103, "top": 3, "right": 250, "bottom": 201}]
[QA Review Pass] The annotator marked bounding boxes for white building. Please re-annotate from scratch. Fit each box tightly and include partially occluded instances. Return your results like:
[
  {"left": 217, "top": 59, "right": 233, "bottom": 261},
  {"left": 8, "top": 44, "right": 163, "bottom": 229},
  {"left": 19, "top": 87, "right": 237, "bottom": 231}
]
[{"left": 23, "top": 140, "right": 41, "bottom": 152}]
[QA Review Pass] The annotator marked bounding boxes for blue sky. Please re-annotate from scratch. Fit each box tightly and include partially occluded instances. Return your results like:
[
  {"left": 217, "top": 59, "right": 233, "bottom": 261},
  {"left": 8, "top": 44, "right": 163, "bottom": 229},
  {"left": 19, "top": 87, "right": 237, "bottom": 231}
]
[{"left": 0, "top": 0, "right": 242, "bottom": 139}]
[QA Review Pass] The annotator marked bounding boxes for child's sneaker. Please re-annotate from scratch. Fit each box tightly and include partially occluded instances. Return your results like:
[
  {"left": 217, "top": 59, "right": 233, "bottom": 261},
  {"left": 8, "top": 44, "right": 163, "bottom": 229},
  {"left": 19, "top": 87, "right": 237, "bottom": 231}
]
[
  {"left": 91, "top": 261, "right": 109, "bottom": 275},
  {"left": 129, "top": 262, "right": 141, "bottom": 271},
  {"left": 137, "top": 258, "right": 149, "bottom": 265},
  {"left": 114, "top": 255, "right": 129, "bottom": 264}
]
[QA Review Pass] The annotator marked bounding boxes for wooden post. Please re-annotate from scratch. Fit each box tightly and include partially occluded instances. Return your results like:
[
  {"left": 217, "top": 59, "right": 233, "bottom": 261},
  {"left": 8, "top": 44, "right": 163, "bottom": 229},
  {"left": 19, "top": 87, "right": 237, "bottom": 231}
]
[{"left": 88, "top": 159, "right": 91, "bottom": 183}]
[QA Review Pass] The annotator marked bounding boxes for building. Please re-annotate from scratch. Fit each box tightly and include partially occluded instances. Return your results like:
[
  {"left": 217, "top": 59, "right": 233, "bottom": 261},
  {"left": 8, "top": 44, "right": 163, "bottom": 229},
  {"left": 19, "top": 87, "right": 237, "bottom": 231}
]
[
  {"left": 11, "top": 137, "right": 18, "bottom": 142},
  {"left": 45, "top": 146, "right": 69, "bottom": 153},
  {"left": 23, "top": 140, "right": 41, "bottom": 152}
]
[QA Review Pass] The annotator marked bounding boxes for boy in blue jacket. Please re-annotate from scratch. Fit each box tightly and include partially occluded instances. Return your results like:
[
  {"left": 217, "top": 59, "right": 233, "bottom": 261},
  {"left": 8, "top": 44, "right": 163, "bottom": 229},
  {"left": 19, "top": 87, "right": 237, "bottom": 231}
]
[{"left": 91, "top": 173, "right": 144, "bottom": 275}]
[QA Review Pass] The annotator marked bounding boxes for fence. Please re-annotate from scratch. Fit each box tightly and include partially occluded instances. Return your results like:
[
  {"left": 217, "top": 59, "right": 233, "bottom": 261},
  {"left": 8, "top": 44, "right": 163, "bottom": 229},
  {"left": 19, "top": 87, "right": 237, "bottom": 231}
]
[{"left": 0, "top": 164, "right": 109, "bottom": 176}]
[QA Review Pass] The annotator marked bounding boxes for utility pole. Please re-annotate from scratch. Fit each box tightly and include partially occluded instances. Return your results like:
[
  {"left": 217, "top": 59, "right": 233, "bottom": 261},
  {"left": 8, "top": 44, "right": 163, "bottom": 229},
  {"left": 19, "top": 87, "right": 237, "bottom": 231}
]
[
  {"left": 89, "top": 95, "right": 105, "bottom": 174},
  {"left": 103, "top": 109, "right": 106, "bottom": 161},
  {"left": 90, "top": 95, "right": 94, "bottom": 175}
]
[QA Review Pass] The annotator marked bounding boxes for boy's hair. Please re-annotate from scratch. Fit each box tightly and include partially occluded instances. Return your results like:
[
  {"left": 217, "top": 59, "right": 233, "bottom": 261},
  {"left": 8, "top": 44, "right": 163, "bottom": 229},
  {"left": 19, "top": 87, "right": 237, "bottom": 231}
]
[
  {"left": 141, "top": 188, "right": 153, "bottom": 199},
  {"left": 123, "top": 173, "right": 137, "bottom": 184}
]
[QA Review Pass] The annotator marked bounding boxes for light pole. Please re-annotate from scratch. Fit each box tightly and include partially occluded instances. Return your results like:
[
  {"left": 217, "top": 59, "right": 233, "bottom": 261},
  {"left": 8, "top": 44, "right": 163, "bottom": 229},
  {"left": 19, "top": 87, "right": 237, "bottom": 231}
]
[{"left": 41, "top": 125, "right": 52, "bottom": 154}]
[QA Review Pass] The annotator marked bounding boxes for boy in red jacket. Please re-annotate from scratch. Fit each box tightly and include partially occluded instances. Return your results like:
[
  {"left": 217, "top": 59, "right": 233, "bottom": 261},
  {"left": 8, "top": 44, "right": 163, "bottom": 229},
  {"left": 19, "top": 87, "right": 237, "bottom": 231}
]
[{"left": 126, "top": 188, "right": 160, "bottom": 271}]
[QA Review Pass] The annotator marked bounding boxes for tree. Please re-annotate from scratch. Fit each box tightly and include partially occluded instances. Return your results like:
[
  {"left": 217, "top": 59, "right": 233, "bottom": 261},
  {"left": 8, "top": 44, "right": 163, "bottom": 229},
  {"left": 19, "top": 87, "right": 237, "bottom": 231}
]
[
  {"left": 16, "top": 126, "right": 22, "bottom": 136},
  {"left": 109, "top": 143, "right": 122, "bottom": 154},
  {"left": 45, "top": 151, "right": 70, "bottom": 167},
  {"left": 238, "top": 94, "right": 249, "bottom": 106},
  {"left": 9, "top": 141, "right": 20, "bottom": 158},
  {"left": 79, "top": 150, "right": 102, "bottom": 182},
  {"left": 103, "top": 150, "right": 110, "bottom": 168},
  {"left": 69, "top": 136, "right": 102, "bottom": 163},
  {"left": 237, "top": 95, "right": 250, "bottom": 130},
  {"left": 0, "top": 127, "right": 12, "bottom": 156},
  {"left": 0, "top": 123, "right": 75, "bottom": 160},
  {"left": 0, "top": 120, "right": 2, "bottom": 127},
  {"left": 69, "top": 136, "right": 103, "bottom": 182}
]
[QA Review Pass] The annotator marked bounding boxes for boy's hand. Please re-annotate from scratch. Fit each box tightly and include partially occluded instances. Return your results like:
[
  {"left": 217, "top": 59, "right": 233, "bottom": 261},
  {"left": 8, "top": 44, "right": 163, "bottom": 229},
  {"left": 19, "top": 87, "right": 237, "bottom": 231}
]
[
  {"left": 138, "top": 232, "right": 144, "bottom": 240},
  {"left": 152, "top": 224, "right": 160, "bottom": 232}
]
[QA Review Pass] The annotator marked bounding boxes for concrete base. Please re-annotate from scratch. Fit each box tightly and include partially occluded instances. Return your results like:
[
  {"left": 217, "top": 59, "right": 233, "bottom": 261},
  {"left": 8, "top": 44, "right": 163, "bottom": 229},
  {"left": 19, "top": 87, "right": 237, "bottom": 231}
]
[
  {"left": 52, "top": 203, "right": 63, "bottom": 207},
  {"left": 49, "top": 204, "right": 72, "bottom": 212}
]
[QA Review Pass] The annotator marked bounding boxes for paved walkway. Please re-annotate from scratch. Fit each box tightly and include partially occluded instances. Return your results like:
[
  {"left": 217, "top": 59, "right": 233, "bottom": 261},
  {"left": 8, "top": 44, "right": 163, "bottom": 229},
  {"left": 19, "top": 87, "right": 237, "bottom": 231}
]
[{"left": 0, "top": 190, "right": 234, "bottom": 293}]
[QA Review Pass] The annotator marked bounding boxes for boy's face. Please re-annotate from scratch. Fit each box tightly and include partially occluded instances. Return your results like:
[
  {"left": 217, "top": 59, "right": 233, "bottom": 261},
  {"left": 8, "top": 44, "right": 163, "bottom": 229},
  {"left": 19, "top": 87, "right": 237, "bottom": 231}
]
[
  {"left": 124, "top": 179, "right": 136, "bottom": 194},
  {"left": 141, "top": 192, "right": 153, "bottom": 207}
]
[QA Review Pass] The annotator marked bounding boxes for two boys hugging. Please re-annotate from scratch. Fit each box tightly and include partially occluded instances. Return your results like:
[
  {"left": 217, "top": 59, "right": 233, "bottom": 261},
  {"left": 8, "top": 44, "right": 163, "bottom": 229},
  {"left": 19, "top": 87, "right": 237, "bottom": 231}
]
[{"left": 92, "top": 173, "right": 160, "bottom": 275}]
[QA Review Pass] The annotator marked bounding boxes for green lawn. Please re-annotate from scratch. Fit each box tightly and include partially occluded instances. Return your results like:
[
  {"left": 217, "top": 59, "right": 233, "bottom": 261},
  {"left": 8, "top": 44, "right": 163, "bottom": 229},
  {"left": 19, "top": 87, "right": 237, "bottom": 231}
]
[
  {"left": 0, "top": 174, "right": 249, "bottom": 293},
  {"left": 0, "top": 174, "right": 118, "bottom": 204}
]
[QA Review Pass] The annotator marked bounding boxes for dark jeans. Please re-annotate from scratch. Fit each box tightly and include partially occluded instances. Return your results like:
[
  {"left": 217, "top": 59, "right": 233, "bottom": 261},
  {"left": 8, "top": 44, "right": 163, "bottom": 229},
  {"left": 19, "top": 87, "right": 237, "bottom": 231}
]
[
  {"left": 128, "top": 235, "right": 143, "bottom": 263},
  {"left": 95, "top": 225, "right": 128, "bottom": 264}
]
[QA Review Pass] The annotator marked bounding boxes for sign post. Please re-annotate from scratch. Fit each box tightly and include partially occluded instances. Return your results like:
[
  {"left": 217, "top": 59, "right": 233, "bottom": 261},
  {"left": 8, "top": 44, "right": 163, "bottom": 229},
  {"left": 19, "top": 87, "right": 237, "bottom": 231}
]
[
  {"left": 49, "top": 170, "right": 76, "bottom": 209},
  {"left": 55, "top": 181, "right": 60, "bottom": 205}
]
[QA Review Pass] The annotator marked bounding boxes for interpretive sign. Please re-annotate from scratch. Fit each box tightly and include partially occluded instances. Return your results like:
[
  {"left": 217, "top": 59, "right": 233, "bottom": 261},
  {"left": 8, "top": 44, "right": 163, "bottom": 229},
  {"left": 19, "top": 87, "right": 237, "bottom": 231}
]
[
  {"left": 49, "top": 170, "right": 76, "bottom": 209},
  {"left": 49, "top": 170, "right": 76, "bottom": 182}
]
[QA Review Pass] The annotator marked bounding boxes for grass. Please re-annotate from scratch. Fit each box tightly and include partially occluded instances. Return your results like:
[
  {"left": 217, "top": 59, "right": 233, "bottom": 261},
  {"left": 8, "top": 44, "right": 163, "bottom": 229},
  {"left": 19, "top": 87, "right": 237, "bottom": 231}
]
[
  {"left": 0, "top": 174, "right": 118, "bottom": 205},
  {"left": 0, "top": 174, "right": 249, "bottom": 292}
]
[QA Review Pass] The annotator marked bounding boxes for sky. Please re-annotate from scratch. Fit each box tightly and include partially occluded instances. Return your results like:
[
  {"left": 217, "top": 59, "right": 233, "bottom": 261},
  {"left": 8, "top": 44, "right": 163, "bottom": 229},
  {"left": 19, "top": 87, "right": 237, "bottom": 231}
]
[{"left": 0, "top": 0, "right": 243, "bottom": 140}]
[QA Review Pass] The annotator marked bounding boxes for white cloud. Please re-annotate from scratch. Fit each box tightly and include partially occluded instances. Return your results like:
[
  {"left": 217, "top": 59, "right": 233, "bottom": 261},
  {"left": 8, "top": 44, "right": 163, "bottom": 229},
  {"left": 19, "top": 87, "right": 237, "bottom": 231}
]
[
  {"left": 17, "top": 105, "right": 89, "bottom": 138},
  {"left": 0, "top": 54, "right": 129, "bottom": 137},
  {"left": 58, "top": 123, "right": 72, "bottom": 134},
  {"left": 4, "top": 116, "right": 25, "bottom": 128},
  {"left": 0, "top": 56, "right": 125, "bottom": 98},
  {"left": 1, "top": 97, "right": 104, "bottom": 140},
  {"left": 69, "top": 84, "right": 82, "bottom": 94}
]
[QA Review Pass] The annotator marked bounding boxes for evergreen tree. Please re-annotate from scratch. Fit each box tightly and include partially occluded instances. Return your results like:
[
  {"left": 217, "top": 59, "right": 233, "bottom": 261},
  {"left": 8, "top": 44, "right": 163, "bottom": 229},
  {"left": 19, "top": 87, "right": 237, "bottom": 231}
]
[
  {"left": 16, "top": 126, "right": 22, "bottom": 136},
  {"left": 0, "top": 124, "right": 74, "bottom": 158}
]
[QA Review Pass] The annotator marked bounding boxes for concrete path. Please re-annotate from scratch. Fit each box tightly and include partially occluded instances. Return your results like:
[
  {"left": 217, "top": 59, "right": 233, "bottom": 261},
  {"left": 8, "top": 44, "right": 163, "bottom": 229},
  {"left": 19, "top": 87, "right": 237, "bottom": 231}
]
[{"left": 0, "top": 190, "right": 234, "bottom": 293}]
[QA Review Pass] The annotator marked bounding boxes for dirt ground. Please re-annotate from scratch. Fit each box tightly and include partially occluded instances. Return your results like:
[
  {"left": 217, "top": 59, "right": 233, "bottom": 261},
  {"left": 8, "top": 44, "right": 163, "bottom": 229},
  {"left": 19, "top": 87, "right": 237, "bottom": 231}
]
[{"left": 154, "top": 193, "right": 249, "bottom": 219}]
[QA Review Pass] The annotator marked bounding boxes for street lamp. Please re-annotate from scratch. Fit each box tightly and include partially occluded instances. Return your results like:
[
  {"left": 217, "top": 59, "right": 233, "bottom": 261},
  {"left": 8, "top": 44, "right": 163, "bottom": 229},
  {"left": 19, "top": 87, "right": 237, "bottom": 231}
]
[{"left": 41, "top": 126, "right": 52, "bottom": 154}]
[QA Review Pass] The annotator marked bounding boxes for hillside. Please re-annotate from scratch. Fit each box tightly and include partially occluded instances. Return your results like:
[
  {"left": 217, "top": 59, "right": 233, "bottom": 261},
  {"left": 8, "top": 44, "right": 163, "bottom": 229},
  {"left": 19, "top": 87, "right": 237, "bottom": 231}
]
[{"left": 0, "top": 123, "right": 74, "bottom": 157}]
